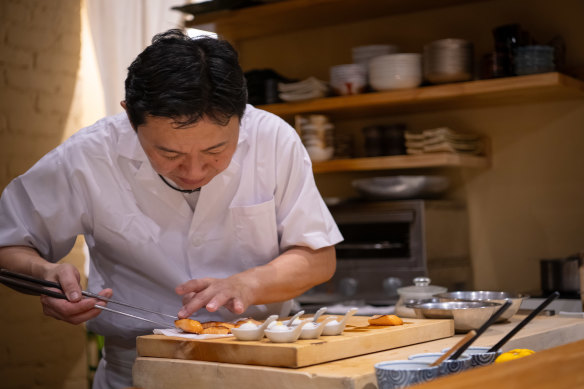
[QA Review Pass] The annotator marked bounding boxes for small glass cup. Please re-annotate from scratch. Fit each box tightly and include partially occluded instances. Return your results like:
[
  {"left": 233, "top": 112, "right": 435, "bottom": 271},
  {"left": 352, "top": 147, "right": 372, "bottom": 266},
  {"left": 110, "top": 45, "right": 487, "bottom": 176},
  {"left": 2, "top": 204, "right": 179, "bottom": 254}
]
[{"left": 375, "top": 360, "right": 440, "bottom": 389}]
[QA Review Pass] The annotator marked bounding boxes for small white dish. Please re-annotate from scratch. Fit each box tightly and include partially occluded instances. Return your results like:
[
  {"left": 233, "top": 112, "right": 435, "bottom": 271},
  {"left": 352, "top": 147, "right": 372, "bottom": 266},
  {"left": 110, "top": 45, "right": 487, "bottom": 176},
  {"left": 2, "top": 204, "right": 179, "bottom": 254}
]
[
  {"left": 231, "top": 315, "right": 278, "bottom": 341},
  {"left": 264, "top": 319, "right": 312, "bottom": 343},
  {"left": 299, "top": 316, "right": 336, "bottom": 339},
  {"left": 321, "top": 307, "right": 359, "bottom": 336}
]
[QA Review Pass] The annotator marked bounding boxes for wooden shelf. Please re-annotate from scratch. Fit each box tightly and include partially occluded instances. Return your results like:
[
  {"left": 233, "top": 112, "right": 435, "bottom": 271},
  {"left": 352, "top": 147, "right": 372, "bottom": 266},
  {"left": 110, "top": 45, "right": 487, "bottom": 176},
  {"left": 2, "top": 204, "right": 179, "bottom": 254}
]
[
  {"left": 258, "top": 72, "right": 584, "bottom": 121},
  {"left": 181, "top": 0, "right": 491, "bottom": 41},
  {"left": 312, "top": 153, "right": 489, "bottom": 173}
]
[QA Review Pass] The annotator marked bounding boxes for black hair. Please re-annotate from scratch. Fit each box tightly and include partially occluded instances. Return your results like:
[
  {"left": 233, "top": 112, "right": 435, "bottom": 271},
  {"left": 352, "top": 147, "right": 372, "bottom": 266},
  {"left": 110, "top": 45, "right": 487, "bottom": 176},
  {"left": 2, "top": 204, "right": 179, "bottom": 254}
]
[{"left": 124, "top": 29, "right": 247, "bottom": 128}]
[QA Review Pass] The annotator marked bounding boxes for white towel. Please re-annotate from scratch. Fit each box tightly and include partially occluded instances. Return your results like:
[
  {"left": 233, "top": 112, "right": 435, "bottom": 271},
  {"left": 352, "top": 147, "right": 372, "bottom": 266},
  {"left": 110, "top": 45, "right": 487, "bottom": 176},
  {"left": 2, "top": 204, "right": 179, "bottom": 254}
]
[{"left": 153, "top": 328, "right": 233, "bottom": 339}]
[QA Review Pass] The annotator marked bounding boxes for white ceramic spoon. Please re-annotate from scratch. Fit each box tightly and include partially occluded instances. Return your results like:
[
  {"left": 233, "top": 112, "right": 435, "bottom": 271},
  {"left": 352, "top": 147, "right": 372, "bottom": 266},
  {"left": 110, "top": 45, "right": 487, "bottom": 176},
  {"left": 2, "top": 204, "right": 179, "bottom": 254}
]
[
  {"left": 291, "top": 306, "right": 328, "bottom": 326},
  {"left": 312, "top": 306, "right": 328, "bottom": 322},
  {"left": 285, "top": 310, "right": 305, "bottom": 326},
  {"left": 299, "top": 316, "right": 336, "bottom": 339},
  {"left": 231, "top": 315, "right": 278, "bottom": 341},
  {"left": 321, "top": 307, "right": 359, "bottom": 336},
  {"left": 264, "top": 319, "right": 312, "bottom": 343}
]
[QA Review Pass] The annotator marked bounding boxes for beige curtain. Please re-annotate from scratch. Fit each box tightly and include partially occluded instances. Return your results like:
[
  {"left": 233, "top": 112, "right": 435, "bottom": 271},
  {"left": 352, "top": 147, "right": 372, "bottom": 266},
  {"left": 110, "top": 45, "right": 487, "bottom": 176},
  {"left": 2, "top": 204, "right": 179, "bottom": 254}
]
[{"left": 86, "top": 0, "right": 184, "bottom": 116}]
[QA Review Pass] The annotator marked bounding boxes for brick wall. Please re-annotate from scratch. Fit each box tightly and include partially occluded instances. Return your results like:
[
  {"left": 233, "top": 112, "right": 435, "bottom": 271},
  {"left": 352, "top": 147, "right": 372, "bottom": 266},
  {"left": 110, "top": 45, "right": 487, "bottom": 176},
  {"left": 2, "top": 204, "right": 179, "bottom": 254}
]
[{"left": 0, "top": 1, "right": 89, "bottom": 388}]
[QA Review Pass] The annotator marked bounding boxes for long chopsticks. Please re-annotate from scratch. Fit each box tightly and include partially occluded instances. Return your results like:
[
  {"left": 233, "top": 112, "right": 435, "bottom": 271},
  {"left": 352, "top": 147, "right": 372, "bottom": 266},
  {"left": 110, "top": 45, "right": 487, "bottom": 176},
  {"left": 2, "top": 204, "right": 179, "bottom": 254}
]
[
  {"left": 0, "top": 268, "right": 176, "bottom": 328},
  {"left": 449, "top": 300, "right": 512, "bottom": 360},
  {"left": 487, "top": 291, "right": 560, "bottom": 352},
  {"left": 430, "top": 330, "right": 476, "bottom": 367}
]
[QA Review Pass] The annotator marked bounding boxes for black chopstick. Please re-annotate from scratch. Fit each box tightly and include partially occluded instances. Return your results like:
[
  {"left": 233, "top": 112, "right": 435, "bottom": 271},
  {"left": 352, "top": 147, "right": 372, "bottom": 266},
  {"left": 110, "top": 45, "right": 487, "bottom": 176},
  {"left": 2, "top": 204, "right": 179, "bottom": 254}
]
[
  {"left": 0, "top": 268, "right": 178, "bottom": 319},
  {"left": 0, "top": 270, "right": 176, "bottom": 328},
  {"left": 488, "top": 291, "right": 560, "bottom": 352},
  {"left": 0, "top": 273, "right": 68, "bottom": 300},
  {"left": 449, "top": 300, "right": 512, "bottom": 360}
]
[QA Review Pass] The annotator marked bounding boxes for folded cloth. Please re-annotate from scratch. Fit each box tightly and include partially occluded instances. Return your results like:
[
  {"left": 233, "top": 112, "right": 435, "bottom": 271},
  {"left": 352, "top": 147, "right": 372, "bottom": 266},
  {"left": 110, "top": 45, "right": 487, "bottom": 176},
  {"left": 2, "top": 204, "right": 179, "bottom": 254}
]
[
  {"left": 405, "top": 127, "right": 483, "bottom": 155},
  {"left": 278, "top": 76, "right": 328, "bottom": 93},
  {"left": 153, "top": 328, "right": 233, "bottom": 339},
  {"left": 278, "top": 77, "right": 329, "bottom": 102}
]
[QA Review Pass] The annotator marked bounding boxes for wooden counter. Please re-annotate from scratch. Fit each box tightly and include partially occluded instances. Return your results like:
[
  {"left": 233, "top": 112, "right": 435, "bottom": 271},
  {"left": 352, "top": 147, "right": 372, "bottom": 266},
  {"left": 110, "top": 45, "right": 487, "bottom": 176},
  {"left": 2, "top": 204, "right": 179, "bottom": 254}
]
[
  {"left": 133, "top": 315, "right": 584, "bottom": 389},
  {"left": 413, "top": 337, "right": 584, "bottom": 388}
]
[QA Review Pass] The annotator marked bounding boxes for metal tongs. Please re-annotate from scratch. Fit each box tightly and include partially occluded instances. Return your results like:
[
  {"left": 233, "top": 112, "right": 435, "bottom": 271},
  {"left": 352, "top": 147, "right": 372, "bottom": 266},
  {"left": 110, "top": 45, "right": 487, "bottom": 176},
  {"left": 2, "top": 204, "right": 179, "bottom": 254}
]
[{"left": 0, "top": 268, "right": 176, "bottom": 328}]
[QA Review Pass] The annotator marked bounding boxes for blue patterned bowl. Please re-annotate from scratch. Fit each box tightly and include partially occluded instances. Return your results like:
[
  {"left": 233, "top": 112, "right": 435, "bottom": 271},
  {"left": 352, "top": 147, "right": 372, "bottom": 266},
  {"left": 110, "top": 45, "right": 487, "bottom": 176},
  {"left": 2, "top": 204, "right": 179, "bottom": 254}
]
[
  {"left": 442, "top": 346, "right": 502, "bottom": 367},
  {"left": 375, "top": 360, "right": 440, "bottom": 389},
  {"left": 408, "top": 352, "right": 472, "bottom": 376}
]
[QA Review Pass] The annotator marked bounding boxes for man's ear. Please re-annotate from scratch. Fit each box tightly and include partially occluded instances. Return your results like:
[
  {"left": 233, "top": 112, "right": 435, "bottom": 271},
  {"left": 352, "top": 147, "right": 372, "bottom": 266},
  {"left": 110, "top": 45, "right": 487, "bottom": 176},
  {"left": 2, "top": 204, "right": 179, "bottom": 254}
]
[{"left": 120, "top": 101, "right": 138, "bottom": 132}]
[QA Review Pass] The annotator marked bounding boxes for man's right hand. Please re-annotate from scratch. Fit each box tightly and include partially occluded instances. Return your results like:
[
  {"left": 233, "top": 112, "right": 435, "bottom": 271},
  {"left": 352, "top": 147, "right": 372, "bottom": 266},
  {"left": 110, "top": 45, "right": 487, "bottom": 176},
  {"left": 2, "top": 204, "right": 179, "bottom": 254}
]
[
  {"left": 40, "top": 262, "right": 113, "bottom": 325},
  {"left": 0, "top": 246, "right": 114, "bottom": 326}
]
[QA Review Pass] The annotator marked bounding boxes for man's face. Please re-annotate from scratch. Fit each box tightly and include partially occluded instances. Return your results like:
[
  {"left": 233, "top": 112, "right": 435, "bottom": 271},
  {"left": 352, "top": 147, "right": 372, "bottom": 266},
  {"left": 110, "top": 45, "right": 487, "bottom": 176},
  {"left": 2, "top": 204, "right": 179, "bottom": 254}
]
[{"left": 135, "top": 115, "right": 240, "bottom": 191}]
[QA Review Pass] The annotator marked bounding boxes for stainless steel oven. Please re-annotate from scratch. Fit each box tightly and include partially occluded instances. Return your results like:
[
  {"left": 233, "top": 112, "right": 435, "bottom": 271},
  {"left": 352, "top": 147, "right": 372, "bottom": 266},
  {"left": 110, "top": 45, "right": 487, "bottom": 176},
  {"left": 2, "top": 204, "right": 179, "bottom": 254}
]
[{"left": 298, "top": 200, "right": 472, "bottom": 307}]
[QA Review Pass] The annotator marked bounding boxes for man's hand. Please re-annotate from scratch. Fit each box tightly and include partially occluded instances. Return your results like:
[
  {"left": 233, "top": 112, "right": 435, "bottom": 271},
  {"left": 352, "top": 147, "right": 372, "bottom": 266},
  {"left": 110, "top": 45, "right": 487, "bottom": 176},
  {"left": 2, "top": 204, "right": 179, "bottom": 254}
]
[
  {"left": 175, "top": 274, "right": 254, "bottom": 318},
  {"left": 175, "top": 245, "right": 336, "bottom": 319},
  {"left": 0, "top": 246, "right": 114, "bottom": 325},
  {"left": 40, "top": 262, "right": 113, "bottom": 325},
  {"left": 40, "top": 287, "right": 113, "bottom": 325}
]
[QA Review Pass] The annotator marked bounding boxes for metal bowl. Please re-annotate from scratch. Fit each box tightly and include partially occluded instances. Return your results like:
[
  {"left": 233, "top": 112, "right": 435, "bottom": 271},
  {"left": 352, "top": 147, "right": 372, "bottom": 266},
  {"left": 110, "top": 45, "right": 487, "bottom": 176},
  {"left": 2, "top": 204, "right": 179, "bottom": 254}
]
[
  {"left": 412, "top": 301, "right": 502, "bottom": 332},
  {"left": 352, "top": 175, "right": 450, "bottom": 200},
  {"left": 433, "top": 291, "right": 528, "bottom": 322}
]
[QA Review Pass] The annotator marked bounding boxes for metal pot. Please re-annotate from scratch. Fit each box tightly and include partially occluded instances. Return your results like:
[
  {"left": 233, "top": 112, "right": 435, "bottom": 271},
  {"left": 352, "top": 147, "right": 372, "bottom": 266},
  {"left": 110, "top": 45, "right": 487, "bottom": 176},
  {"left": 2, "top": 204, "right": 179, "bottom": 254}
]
[{"left": 540, "top": 255, "right": 581, "bottom": 295}]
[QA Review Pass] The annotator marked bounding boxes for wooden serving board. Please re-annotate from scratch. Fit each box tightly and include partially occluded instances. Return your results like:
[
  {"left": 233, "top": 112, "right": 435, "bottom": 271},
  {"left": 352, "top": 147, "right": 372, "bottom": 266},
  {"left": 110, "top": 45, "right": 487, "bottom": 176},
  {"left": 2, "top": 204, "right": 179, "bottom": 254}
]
[{"left": 137, "top": 315, "right": 453, "bottom": 368}]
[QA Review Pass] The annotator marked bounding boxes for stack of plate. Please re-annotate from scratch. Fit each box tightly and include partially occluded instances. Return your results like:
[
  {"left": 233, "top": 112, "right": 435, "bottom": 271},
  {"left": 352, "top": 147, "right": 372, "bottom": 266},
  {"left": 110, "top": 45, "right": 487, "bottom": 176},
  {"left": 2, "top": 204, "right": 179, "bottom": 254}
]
[
  {"left": 514, "top": 45, "right": 555, "bottom": 75},
  {"left": 278, "top": 77, "right": 328, "bottom": 102},
  {"left": 352, "top": 44, "right": 398, "bottom": 69},
  {"left": 423, "top": 39, "right": 474, "bottom": 84},
  {"left": 405, "top": 127, "right": 483, "bottom": 155},
  {"left": 329, "top": 64, "right": 367, "bottom": 95},
  {"left": 295, "top": 114, "right": 335, "bottom": 162},
  {"left": 368, "top": 53, "right": 422, "bottom": 91}
]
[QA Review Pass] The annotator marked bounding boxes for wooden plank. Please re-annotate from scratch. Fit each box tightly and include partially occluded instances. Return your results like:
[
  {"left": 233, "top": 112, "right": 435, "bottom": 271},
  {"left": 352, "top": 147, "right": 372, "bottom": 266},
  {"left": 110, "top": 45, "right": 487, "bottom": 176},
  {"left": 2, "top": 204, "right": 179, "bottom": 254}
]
[
  {"left": 312, "top": 153, "right": 489, "bottom": 173},
  {"left": 133, "top": 315, "right": 584, "bottom": 389},
  {"left": 183, "top": 0, "right": 492, "bottom": 42},
  {"left": 258, "top": 73, "right": 584, "bottom": 121},
  {"left": 136, "top": 316, "right": 453, "bottom": 368}
]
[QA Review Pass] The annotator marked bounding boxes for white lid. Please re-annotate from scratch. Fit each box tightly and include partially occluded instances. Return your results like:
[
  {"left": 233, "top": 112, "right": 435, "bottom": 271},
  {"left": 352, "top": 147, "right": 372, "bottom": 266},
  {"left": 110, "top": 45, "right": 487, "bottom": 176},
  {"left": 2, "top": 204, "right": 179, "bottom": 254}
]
[{"left": 397, "top": 277, "right": 447, "bottom": 299}]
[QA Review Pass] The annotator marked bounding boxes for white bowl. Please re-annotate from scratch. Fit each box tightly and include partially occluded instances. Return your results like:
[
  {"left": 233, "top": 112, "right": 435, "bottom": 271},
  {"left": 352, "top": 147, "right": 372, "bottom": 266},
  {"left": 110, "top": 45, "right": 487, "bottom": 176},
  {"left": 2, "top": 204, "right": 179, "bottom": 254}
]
[
  {"left": 305, "top": 146, "right": 334, "bottom": 162},
  {"left": 264, "top": 319, "right": 312, "bottom": 343},
  {"left": 352, "top": 176, "right": 449, "bottom": 200},
  {"left": 368, "top": 53, "right": 422, "bottom": 90},
  {"left": 231, "top": 315, "right": 278, "bottom": 341},
  {"left": 375, "top": 360, "right": 440, "bottom": 388}
]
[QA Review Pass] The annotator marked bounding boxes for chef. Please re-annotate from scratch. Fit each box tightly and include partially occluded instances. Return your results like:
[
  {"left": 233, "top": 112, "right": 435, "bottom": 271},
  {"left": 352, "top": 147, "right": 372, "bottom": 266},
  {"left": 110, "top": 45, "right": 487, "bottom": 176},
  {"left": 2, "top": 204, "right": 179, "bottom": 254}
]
[{"left": 0, "top": 29, "right": 342, "bottom": 388}]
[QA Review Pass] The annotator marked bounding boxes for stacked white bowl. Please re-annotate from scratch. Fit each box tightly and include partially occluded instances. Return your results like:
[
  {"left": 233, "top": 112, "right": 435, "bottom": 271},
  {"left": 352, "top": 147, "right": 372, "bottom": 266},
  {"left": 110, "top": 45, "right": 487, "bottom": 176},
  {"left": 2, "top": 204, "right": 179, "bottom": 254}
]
[
  {"left": 296, "top": 114, "right": 335, "bottom": 162},
  {"left": 352, "top": 44, "right": 398, "bottom": 69},
  {"left": 423, "top": 39, "right": 474, "bottom": 84},
  {"left": 329, "top": 63, "right": 367, "bottom": 95},
  {"left": 368, "top": 53, "right": 422, "bottom": 91}
]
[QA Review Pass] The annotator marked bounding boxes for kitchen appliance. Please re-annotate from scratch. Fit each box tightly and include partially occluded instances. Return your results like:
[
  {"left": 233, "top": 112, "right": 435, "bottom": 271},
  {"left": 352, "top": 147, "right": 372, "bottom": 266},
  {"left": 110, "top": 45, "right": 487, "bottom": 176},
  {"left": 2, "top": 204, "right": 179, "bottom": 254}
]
[
  {"left": 297, "top": 200, "right": 472, "bottom": 308},
  {"left": 540, "top": 254, "right": 582, "bottom": 298}
]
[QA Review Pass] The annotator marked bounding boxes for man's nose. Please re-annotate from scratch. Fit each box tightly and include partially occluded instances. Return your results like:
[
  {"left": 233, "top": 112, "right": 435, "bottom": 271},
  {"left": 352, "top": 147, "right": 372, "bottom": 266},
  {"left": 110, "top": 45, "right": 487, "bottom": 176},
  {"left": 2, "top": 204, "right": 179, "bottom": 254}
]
[{"left": 179, "top": 155, "right": 206, "bottom": 179}]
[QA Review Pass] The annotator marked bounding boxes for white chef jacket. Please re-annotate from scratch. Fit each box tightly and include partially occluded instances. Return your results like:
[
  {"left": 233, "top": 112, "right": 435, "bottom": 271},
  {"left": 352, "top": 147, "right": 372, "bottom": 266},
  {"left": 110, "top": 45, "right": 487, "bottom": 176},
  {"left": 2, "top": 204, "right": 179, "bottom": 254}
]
[{"left": 0, "top": 105, "right": 343, "bottom": 388}]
